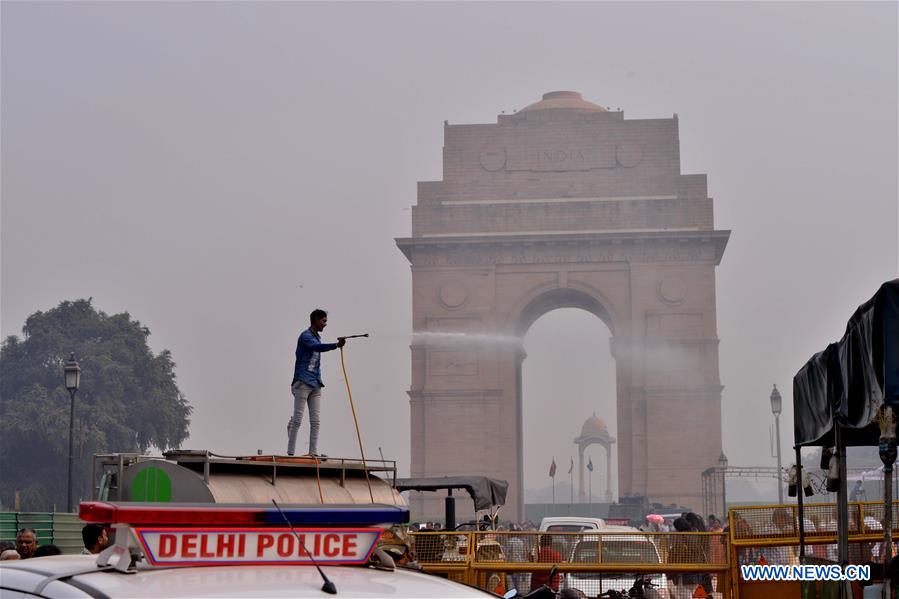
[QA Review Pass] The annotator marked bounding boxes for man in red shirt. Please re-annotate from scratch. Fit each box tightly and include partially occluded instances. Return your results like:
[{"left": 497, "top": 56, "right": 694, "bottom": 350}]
[{"left": 529, "top": 535, "right": 562, "bottom": 591}]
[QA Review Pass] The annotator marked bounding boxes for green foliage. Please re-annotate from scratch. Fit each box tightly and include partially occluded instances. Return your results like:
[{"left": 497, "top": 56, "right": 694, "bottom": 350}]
[{"left": 0, "top": 299, "right": 192, "bottom": 511}]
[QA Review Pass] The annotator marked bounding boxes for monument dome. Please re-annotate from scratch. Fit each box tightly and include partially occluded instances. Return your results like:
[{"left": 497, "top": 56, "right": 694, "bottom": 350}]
[
  {"left": 519, "top": 91, "right": 607, "bottom": 113},
  {"left": 580, "top": 413, "right": 609, "bottom": 438}
]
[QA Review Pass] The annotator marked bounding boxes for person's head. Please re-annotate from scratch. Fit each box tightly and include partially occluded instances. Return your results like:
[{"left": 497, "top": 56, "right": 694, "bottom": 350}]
[
  {"left": 309, "top": 309, "right": 328, "bottom": 332},
  {"left": 15, "top": 528, "right": 37, "bottom": 559},
  {"left": 539, "top": 534, "right": 553, "bottom": 548},
  {"left": 32, "top": 544, "right": 62, "bottom": 558},
  {"left": 673, "top": 517, "right": 690, "bottom": 532},
  {"left": 0, "top": 549, "right": 20, "bottom": 560},
  {"left": 685, "top": 512, "right": 705, "bottom": 532},
  {"left": 82, "top": 524, "right": 108, "bottom": 554},
  {"left": 772, "top": 508, "right": 793, "bottom": 532}
]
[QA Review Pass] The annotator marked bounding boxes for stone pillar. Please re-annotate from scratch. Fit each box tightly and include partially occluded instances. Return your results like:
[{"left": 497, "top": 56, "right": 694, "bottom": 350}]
[
  {"left": 578, "top": 444, "right": 586, "bottom": 503},
  {"left": 606, "top": 445, "right": 613, "bottom": 502}
]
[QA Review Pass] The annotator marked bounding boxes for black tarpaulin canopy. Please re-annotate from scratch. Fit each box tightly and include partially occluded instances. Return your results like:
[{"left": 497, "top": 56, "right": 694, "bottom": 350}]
[
  {"left": 792, "top": 279, "right": 899, "bottom": 447},
  {"left": 791, "top": 280, "right": 899, "bottom": 564},
  {"left": 394, "top": 476, "right": 508, "bottom": 511}
]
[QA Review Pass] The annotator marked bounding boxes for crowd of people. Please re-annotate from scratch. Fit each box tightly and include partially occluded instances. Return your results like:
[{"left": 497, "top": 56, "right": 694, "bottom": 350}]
[{"left": 0, "top": 523, "right": 110, "bottom": 561}]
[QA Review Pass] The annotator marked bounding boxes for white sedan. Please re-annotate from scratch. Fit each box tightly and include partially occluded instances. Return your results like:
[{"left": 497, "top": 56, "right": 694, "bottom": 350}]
[{"left": 0, "top": 554, "right": 497, "bottom": 598}]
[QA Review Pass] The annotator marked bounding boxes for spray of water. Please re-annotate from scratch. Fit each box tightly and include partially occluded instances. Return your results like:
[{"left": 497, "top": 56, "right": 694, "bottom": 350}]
[
  {"left": 389, "top": 331, "right": 525, "bottom": 346},
  {"left": 410, "top": 331, "right": 523, "bottom": 346}
]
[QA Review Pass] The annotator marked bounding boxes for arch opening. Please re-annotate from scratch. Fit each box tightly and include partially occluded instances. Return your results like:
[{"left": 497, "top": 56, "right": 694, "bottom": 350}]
[
  {"left": 515, "top": 287, "right": 616, "bottom": 338},
  {"left": 520, "top": 307, "right": 618, "bottom": 514}
]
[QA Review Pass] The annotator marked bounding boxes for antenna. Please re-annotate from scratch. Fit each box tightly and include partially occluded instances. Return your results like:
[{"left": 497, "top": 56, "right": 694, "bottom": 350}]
[{"left": 270, "top": 500, "right": 337, "bottom": 594}]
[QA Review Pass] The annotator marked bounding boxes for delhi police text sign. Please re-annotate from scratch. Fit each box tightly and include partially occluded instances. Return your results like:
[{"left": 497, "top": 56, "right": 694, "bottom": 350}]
[{"left": 134, "top": 527, "right": 383, "bottom": 566}]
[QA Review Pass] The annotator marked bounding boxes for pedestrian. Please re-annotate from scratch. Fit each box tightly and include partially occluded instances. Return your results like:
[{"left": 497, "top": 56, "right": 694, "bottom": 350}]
[
  {"left": 81, "top": 524, "right": 109, "bottom": 555},
  {"left": 645, "top": 514, "right": 665, "bottom": 532},
  {"left": 15, "top": 528, "right": 38, "bottom": 559},
  {"left": 286, "top": 309, "right": 345, "bottom": 457},
  {"left": 683, "top": 513, "right": 715, "bottom": 594},
  {"left": 669, "top": 517, "right": 704, "bottom": 594},
  {"left": 765, "top": 508, "right": 797, "bottom": 565},
  {"left": 529, "top": 535, "right": 562, "bottom": 591},
  {"left": 505, "top": 524, "right": 530, "bottom": 591}
]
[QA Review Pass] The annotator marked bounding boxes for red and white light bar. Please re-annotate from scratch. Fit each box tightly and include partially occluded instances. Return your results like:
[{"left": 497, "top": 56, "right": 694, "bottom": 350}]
[
  {"left": 80, "top": 501, "right": 408, "bottom": 526},
  {"left": 79, "top": 502, "right": 398, "bottom": 568},
  {"left": 135, "top": 527, "right": 382, "bottom": 566}
]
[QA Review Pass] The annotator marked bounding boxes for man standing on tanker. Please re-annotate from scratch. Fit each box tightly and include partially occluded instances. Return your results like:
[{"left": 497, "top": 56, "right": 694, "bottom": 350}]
[{"left": 287, "top": 309, "right": 345, "bottom": 456}]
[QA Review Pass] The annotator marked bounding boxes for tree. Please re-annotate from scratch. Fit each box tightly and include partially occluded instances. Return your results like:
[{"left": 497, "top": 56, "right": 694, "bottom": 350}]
[{"left": 0, "top": 299, "right": 192, "bottom": 511}]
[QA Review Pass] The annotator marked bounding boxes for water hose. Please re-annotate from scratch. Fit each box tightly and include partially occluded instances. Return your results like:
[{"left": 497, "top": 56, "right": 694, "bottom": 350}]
[{"left": 339, "top": 346, "right": 375, "bottom": 503}]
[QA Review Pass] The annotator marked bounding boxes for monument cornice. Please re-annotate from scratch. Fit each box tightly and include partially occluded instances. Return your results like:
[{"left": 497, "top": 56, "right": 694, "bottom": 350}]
[
  {"left": 396, "top": 229, "right": 730, "bottom": 266},
  {"left": 628, "top": 384, "right": 726, "bottom": 398},
  {"left": 407, "top": 389, "right": 504, "bottom": 401}
]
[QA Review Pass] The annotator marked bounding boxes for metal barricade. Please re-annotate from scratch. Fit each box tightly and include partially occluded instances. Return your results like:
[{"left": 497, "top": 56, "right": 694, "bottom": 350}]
[
  {"left": 409, "top": 531, "right": 473, "bottom": 586},
  {"left": 728, "top": 501, "right": 899, "bottom": 599},
  {"left": 412, "top": 530, "right": 729, "bottom": 598},
  {"left": 410, "top": 502, "right": 899, "bottom": 598}
]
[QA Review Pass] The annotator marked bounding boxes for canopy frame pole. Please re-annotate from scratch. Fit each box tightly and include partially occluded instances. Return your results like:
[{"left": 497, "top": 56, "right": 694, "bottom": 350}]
[
  {"left": 796, "top": 446, "right": 806, "bottom": 560},
  {"left": 446, "top": 488, "right": 456, "bottom": 531},
  {"left": 836, "top": 422, "right": 850, "bottom": 567},
  {"left": 879, "top": 405, "right": 897, "bottom": 598}
]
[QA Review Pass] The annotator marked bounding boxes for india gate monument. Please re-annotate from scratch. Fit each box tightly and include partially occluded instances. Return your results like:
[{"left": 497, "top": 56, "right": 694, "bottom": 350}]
[{"left": 396, "top": 91, "right": 729, "bottom": 520}]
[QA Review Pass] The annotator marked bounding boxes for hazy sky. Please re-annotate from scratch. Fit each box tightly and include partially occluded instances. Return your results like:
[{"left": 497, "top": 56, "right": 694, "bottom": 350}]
[{"left": 2, "top": 2, "right": 896, "bottom": 503}]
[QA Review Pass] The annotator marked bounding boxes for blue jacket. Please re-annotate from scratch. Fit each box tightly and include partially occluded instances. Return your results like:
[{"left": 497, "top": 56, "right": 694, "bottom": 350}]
[{"left": 292, "top": 328, "right": 338, "bottom": 387}]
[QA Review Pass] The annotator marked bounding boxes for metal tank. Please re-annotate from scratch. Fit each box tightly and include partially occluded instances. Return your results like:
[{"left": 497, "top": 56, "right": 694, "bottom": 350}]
[{"left": 92, "top": 450, "right": 405, "bottom": 506}]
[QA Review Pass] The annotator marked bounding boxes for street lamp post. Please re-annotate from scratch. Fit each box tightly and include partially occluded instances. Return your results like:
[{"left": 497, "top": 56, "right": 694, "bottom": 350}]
[
  {"left": 64, "top": 353, "right": 81, "bottom": 513},
  {"left": 718, "top": 451, "right": 729, "bottom": 521},
  {"left": 770, "top": 384, "right": 784, "bottom": 504}
]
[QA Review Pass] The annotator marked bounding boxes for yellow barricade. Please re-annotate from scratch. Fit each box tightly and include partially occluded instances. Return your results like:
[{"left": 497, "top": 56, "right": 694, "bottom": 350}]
[
  {"left": 412, "top": 530, "right": 729, "bottom": 598},
  {"left": 728, "top": 501, "right": 899, "bottom": 599},
  {"left": 411, "top": 503, "right": 899, "bottom": 598}
]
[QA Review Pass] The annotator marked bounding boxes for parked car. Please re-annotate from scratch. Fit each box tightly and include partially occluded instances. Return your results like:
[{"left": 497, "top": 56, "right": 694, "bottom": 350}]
[
  {"left": 538, "top": 517, "right": 607, "bottom": 533},
  {"left": 538, "top": 517, "right": 610, "bottom": 559},
  {"left": 0, "top": 502, "right": 498, "bottom": 599},
  {"left": 563, "top": 529, "right": 669, "bottom": 599}
]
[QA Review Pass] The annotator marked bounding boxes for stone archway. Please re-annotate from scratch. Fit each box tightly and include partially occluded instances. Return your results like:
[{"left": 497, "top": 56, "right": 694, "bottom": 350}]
[{"left": 396, "top": 91, "right": 729, "bottom": 520}]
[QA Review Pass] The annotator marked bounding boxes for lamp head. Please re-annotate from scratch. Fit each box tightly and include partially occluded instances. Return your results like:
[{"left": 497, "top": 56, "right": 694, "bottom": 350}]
[
  {"left": 64, "top": 353, "right": 81, "bottom": 392},
  {"left": 770, "top": 384, "right": 782, "bottom": 416}
]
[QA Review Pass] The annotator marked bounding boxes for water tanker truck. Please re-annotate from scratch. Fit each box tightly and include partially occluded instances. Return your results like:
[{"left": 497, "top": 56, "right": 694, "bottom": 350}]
[{"left": 92, "top": 450, "right": 405, "bottom": 506}]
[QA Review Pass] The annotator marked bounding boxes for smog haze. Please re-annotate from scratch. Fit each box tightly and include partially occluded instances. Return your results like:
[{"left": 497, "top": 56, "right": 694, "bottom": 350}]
[{"left": 2, "top": 2, "right": 896, "bottom": 504}]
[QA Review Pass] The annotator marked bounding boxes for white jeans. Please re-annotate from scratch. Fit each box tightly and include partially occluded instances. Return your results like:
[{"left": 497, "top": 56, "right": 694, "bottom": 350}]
[{"left": 287, "top": 382, "right": 321, "bottom": 455}]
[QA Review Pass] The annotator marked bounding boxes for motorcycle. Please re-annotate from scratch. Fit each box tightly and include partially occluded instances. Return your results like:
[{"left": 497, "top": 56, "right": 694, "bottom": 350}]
[
  {"left": 597, "top": 574, "right": 663, "bottom": 599},
  {"left": 501, "top": 568, "right": 661, "bottom": 599}
]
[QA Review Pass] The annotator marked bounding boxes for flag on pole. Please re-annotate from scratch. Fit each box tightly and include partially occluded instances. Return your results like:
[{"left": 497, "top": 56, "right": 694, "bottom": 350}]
[
  {"left": 568, "top": 457, "right": 574, "bottom": 474},
  {"left": 549, "top": 457, "right": 557, "bottom": 478},
  {"left": 587, "top": 457, "right": 594, "bottom": 472}
]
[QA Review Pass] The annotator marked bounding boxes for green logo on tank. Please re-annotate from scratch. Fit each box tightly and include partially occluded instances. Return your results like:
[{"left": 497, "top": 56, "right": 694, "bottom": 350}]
[{"left": 130, "top": 466, "right": 173, "bottom": 502}]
